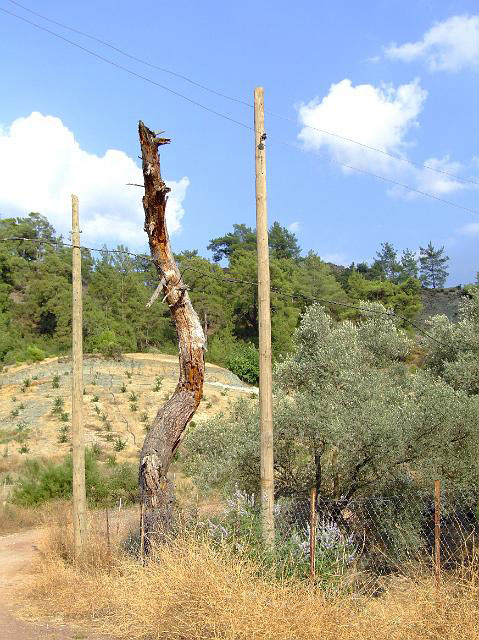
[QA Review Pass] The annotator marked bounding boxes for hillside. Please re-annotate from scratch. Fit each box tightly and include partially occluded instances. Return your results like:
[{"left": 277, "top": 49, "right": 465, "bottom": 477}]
[
  {"left": 0, "top": 353, "right": 254, "bottom": 474},
  {"left": 418, "top": 286, "right": 464, "bottom": 325}
]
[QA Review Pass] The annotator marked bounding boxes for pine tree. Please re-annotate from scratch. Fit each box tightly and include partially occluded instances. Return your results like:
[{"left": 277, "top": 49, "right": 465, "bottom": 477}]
[
  {"left": 419, "top": 241, "right": 449, "bottom": 288},
  {"left": 400, "top": 248, "right": 418, "bottom": 280},
  {"left": 375, "top": 242, "right": 401, "bottom": 282}
]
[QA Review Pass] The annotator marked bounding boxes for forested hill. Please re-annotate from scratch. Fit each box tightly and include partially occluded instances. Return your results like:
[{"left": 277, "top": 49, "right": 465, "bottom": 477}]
[{"left": 0, "top": 213, "right": 472, "bottom": 376}]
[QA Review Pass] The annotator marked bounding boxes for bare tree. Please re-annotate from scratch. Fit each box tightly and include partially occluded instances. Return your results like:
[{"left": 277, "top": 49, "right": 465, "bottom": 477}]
[{"left": 138, "top": 121, "right": 205, "bottom": 541}]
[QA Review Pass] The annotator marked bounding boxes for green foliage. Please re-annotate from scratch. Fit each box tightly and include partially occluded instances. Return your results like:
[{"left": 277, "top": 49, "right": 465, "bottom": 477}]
[
  {"left": 196, "top": 490, "right": 354, "bottom": 586},
  {"left": 375, "top": 241, "right": 401, "bottom": 282},
  {"left": 419, "top": 241, "right": 449, "bottom": 289},
  {"left": 26, "top": 345, "right": 46, "bottom": 362},
  {"left": 114, "top": 437, "right": 127, "bottom": 452},
  {"left": 153, "top": 375, "right": 163, "bottom": 391},
  {"left": 0, "top": 213, "right": 436, "bottom": 369},
  {"left": 52, "top": 397, "right": 64, "bottom": 415},
  {"left": 57, "top": 425, "right": 69, "bottom": 444},
  {"left": 52, "top": 374, "right": 60, "bottom": 388},
  {"left": 184, "top": 302, "right": 479, "bottom": 503},
  {"left": 226, "top": 342, "right": 259, "bottom": 384},
  {"left": 400, "top": 248, "right": 419, "bottom": 280},
  {"left": 13, "top": 451, "right": 137, "bottom": 507},
  {"left": 424, "top": 287, "right": 479, "bottom": 394},
  {"left": 347, "top": 272, "right": 422, "bottom": 322},
  {"left": 92, "top": 329, "right": 123, "bottom": 359}
]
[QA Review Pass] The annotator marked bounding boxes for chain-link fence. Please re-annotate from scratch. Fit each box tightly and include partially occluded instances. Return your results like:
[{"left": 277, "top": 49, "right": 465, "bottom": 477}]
[{"left": 266, "top": 485, "right": 479, "bottom": 595}]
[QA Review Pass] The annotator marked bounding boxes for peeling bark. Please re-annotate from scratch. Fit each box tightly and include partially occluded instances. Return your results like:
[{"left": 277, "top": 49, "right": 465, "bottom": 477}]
[{"left": 138, "top": 121, "right": 205, "bottom": 543}]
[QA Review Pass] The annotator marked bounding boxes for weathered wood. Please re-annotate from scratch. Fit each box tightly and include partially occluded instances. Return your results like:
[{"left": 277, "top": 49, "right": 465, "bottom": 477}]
[
  {"left": 138, "top": 121, "right": 205, "bottom": 543},
  {"left": 254, "top": 88, "right": 275, "bottom": 547},
  {"left": 71, "top": 194, "right": 86, "bottom": 558}
]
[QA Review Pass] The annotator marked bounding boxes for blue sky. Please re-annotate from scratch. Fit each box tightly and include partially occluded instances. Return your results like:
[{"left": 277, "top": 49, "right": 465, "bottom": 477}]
[{"left": 0, "top": 0, "right": 478, "bottom": 284}]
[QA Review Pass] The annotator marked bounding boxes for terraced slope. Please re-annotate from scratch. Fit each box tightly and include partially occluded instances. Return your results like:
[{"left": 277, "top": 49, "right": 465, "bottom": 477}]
[{"left": 0, "top": 353, "right": 255, "bottom": 470}]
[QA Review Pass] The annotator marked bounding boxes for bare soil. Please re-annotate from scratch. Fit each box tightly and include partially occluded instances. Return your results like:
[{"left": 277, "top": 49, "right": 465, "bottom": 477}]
[
  {"left": 0, "top": 353, "right": 255, "bottom": 472},
  {"left": 0, "top": 528, "right": 108, "bottom": 639}
]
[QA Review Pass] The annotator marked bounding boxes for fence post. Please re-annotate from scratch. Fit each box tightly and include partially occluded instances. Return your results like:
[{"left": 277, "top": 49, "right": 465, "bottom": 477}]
[
  {"left": 310, "top": 487, "right": 317, "bottom": 581},
  {"left": 434, "top": 479, "right": 441, "bottom": 588},
  {"left": 105, "top": 507, "right": 111, "bottom": 552},
  {"left": 117, "top": 497, "right": 122, "bottom": 536},
  {"left": 140, "top": 502, "right": 145, "bottom": 564}
]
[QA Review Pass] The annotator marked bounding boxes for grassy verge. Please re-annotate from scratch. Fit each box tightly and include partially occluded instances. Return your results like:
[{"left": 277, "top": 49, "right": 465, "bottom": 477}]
[
  {"left": 0, "top": 502, "right": 44, "bottom": 535},
  {"left": 21, "top": 513, "right": 479, "bottom": 640}
]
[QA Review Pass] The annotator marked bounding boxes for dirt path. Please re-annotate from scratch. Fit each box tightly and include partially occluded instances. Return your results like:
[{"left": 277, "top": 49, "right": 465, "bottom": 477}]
[{"left": 0, "top": 529, "right": 107, "bottom": 639}]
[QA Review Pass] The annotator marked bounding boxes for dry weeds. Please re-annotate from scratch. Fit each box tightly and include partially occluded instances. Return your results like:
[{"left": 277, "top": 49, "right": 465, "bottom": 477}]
[
  {"left": 21, "top": 515, "right": 479, "bottom": 640},
  {"left": 0, "top": 502, "right": 52, "bottom": 535}
]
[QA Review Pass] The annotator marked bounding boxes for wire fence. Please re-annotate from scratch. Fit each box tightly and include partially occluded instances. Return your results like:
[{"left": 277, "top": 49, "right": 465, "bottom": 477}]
[{"left": 91, "top": 481, "right": 479, "bottom": 597}]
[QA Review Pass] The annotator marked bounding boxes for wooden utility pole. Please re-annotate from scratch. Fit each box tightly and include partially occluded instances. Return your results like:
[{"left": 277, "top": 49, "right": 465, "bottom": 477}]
[
  {"left": 71, "top": 194, "right": 86, "bottom": 558},
  {"left": 254, "top": 87, "right": 275, "bottom": 547}
]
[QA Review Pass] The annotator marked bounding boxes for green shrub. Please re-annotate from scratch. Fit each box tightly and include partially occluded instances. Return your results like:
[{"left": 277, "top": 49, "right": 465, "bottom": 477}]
[
  {"left": 52, "top": 374, "right": 60, "bottom": 389},
  {"left": 26, "top": 345, "right": 46, "bottom": 362},
  {"left": 114, "top": 437, "right": 126, "bottom": 452},
  {"left": 57, "top": 426, "right": 69, "bottom": 444},
  {"left": 52, "top": 397, "right": 64, "bottom": 415},
  {"left": 226, "top": 342, "right": 259, "bottom": 385},
  {"left": 13, "top": 452, "right": 138, "bottom": 507},
  {"left": 93, "top": 330, "right": 123, "bottom": 359},
  {"left": 153, "top": 376, "right": 163, "bottom": 392}
]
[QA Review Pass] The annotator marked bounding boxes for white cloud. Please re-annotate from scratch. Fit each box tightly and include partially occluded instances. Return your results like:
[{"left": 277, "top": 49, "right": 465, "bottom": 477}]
[
  {"left": 298, "top": 78, "right": 476, "bottom": 199},
  {"left": 288, "top": 221, "right": 300, "bottom": 233},
  {"left": 457, "top": 222, "right": 479, "bottom": 236},
  {"left": 298, "top": 78, "right": 427, "bottom": 174},
  {"left": 415, "top": 156, "right": 468, "bottom": 195},
  {"left": 385, "top": 15, "right": 479, "bottom": 72},
  {"left": 0, "top": 112, "right": 189, "bottom": 246}
]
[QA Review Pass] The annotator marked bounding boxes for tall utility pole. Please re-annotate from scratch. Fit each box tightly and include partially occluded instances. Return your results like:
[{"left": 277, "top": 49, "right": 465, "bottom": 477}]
[
  {"left": 254, "top": 87, "right": 275, "bottom": 547},
  {"left": 71, "top": 194, "right": 86, "bottom": 557}
]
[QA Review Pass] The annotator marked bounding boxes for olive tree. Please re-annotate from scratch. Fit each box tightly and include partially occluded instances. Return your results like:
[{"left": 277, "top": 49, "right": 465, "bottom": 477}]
[
  {"left": 424, "top": 287, "right": 479, "bottom": 395},
  {"left": 183, "top": 302, "right": 479, "bottom": 502}
]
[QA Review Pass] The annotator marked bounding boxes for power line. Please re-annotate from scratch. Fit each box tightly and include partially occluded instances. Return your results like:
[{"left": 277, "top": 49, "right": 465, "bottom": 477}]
[
  {"left": 7, "top": 0, "right": 479, "bottom": 188},
  {"left": 6, "top": 0, "right": 252, "bottom": 109},
  {"left": 266, "top": 135, "right": 479, "bottom": 215},
  {"left": 333, "top": 163, "right": 479, "bottom": 215},
  {"left": 2, "top": 5, "right": 479, "bottom": 216},
  {"left": 1, "top": 235, "right": 473, "bottom": 350},
  {"left": 0, "top": 6, "right": 253, "bottom": 132},
  {"left": 268, "top": 110, "right": 479, "bottom": 187}
]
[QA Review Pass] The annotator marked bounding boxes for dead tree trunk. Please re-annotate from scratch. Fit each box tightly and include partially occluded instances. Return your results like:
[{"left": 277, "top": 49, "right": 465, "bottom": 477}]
[{"left": 138, "top": 121, "right": 205, "bottom": 543}]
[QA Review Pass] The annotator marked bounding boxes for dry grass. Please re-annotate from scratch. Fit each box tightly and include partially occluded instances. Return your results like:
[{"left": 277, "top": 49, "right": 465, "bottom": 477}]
[
  {"left": 0, "top": 502, "right": 46, "bottom": 535},
  {"left": 21, "top": 517, "right": 479, "bottom": 640}
]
